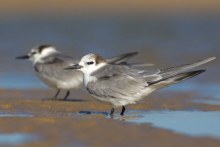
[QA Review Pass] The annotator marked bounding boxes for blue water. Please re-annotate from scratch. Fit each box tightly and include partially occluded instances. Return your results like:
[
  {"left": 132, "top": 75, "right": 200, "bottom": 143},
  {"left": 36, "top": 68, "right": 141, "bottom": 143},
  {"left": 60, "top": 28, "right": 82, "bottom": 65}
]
[
  {"left": 161, "top": 81, "right": 220, "bottom": 105},
  {"left": 127, "top": 110, "right": 220, "bottom": 139},
  {"left": 0, "top": 112, "right": 33, "bottom": 117},
  {"left": 0, "top": 133, "right": 37, "bottom": 145},
  {"left": 0, "top": 71, "right": 219, "bottom": 105},
  {"left": 0, "top": 72, "right": 46, "bottom": 89}
]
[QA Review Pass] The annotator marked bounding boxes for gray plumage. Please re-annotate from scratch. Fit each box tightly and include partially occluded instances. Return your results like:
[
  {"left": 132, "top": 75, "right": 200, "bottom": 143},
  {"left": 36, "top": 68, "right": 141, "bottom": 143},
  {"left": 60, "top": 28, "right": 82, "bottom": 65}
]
[
  {"left": 69, "top": 54, "right": 215, "bottom": 116},
  {"left": 16, "top": 45, "right": 142, "bottom": 100},
  {"left": 34, "top": 53, "right": 83, "bottom": 90},
  {"left": 87, "top": 57, "right": 215, "bottom": 106}
]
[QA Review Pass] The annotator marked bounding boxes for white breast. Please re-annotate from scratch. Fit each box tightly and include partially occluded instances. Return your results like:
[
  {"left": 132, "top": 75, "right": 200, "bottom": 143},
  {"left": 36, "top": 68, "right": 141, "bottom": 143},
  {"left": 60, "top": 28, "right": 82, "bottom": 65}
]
[{"left": 83, "top": 74, "right": 97, "bottom": 86}]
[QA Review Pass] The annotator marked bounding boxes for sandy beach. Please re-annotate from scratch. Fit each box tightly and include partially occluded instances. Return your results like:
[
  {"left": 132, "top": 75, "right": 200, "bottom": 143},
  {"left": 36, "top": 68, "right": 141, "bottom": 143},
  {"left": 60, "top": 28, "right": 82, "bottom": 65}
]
[{"left": 0, "top": 89, "right": 219, "bottom": 147}]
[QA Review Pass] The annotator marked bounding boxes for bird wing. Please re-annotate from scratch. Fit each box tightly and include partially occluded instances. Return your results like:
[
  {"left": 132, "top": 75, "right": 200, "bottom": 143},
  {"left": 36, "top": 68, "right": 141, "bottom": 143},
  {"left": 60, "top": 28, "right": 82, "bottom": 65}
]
[
  {"left": 88, "top": 65, "right": 157, "bottom": 100},
  {"left": 147, "top": 57, "right": 216, "bottom": 88},
  {"left": 88, "top": 57, "right": 216, "bottom": 99},
  {"left": 106, "top": 52, "right": 154, "bottom": 67},
  {"left": 34, "top": 53, "right": 82, "bottom": 82},
  {"left": 159, "top": 57, "right": 216, "bottom": 79},
  {"left": 105, "top": 52, "right": 138, "bottom": 64},
  {"left": 41, "top": 53, "right": 79, "bottom": 64}
]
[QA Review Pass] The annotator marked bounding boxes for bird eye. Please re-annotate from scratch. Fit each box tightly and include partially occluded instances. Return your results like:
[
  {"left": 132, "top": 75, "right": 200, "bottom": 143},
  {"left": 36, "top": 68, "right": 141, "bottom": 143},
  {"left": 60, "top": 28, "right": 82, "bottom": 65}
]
[
  {"left": 87, "top": 61, "right": 94, "bottom": 65},
  {"left": 31, "top": 52, "right": 37, "bottom": 55}
]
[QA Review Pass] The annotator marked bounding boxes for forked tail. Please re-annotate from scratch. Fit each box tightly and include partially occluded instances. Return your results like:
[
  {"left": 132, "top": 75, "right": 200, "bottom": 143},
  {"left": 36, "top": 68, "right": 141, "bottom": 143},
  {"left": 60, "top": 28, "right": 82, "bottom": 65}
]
[{"left": 149, "top": 70, "right": 206, "bottom": 89}]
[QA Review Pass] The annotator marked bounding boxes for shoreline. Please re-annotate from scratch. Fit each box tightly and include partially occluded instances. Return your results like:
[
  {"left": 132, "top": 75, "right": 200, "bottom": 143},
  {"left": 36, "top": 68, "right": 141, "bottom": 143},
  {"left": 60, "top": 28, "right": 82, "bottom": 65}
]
[{"left": 0, "top": 89, "right": 220, "bottom": 146}]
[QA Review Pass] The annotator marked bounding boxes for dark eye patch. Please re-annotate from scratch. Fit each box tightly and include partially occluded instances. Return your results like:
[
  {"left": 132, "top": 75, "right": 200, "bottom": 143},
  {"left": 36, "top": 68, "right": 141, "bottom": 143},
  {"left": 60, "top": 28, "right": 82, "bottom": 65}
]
[
  {"left": 31, "top": 52, "right": 37, "bottom": 55},
  {"left": 87, "top": 61, "right": 94, "bottom": 65}
]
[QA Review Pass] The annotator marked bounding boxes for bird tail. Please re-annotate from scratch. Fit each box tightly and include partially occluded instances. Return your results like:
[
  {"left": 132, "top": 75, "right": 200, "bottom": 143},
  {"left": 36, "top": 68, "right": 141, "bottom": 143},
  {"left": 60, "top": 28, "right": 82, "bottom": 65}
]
[
  {"left": 160, "top": 57, "right": 215, "bottom": 78},
  {"left": 149, "top": 70, "right": 205, "bottom": 89}
]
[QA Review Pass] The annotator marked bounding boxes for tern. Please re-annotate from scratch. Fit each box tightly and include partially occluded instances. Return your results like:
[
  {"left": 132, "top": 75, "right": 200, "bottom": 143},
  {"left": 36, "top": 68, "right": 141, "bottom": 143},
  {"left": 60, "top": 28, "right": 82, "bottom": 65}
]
[
  {"left": 16, "top": 45, "right": 142, "bottom": 100},
  {"left": 66, "top": 53, "right": 216, "bottom": 117}
]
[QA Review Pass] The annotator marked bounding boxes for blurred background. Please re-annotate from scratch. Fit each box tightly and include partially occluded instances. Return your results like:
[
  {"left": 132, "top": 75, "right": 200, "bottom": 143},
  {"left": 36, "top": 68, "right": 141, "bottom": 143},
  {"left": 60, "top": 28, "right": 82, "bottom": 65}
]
[
  {"left": 0, "top": 1, "right": 220, "bottom": 146},
  {"left": 0, "top": 0, "right": 219, "bottom": 89}
]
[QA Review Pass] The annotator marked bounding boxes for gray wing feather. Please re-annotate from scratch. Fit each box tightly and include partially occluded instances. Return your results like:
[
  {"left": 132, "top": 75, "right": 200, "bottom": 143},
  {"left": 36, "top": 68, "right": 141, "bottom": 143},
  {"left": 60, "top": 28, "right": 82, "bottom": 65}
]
[
  {"left": 35, "top": 53, "right": 82, "bottom": 81},
  {"left": 105, "top": 52, "right": 154, "bottom": 67},
  {"left": 88, "top": 74, "right": 146, "bottom": 99},
  {"left": 145, "top": 57, "right": 216, "bottom": 87},
  {"left": 159, "top": 57, "right": 216, "bottom": 78},
  {"left": 41, "top": 53, "right": 79, "bottom": 64},
  {"left": 127, "top": 63, "right": 154, "bottom": 67},
  {"left": 88, "top": 57, "right": 216, "bottom": 100},
  {"left": 88, "top": 65, "right": 151, "bottom": 100},
  {"left": 106, "top": 52, "right": 138, "bottom": 64}
]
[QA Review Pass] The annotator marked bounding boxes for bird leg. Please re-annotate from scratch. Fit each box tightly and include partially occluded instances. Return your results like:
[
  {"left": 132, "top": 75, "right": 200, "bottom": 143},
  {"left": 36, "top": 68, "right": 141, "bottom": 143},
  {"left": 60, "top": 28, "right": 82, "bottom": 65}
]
[
  {"left": 54, "top": 89, "right": 61, "bottom": 99},
  {"left": 42, "top": 89, "right": 60, "bottom": 101},
  {"left": 110, "top": 107, "right": 115, "bottom": 118},
  {"left": 63, "top": 91, "right": 70, "bottom": 100},
  {"left": 120, "top": 106, "right": 126, "bottom": 116}
]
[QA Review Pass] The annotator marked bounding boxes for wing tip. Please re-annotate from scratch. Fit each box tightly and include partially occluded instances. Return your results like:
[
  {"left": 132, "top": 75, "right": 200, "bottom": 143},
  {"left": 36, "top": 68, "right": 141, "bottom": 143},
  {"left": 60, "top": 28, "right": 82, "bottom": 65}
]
[{"left": 206, "top": 57, "right": 216, "bottom": 62}]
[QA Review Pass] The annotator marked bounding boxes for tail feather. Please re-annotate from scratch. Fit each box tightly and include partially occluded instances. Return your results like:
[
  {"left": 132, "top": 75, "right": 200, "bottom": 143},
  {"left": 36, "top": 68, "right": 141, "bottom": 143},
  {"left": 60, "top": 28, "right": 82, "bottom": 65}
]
[
  {"left": 149, "top": 70, "right": 206, "bottom": 89},
  {"left": 160, "top": 57, "right": 215, "bottom": 78}
]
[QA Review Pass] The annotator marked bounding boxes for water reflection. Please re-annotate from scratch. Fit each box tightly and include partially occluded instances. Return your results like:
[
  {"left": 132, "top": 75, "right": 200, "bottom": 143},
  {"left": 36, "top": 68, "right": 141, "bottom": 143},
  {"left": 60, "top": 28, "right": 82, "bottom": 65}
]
[{"left": 78, "top": 110, "right": 108, "bottom": 116}]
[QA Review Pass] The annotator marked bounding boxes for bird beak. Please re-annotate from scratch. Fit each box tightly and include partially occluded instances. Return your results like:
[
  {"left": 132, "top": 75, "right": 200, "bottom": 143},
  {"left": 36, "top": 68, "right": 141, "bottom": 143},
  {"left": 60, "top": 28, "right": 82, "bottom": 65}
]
[
  {"left": 15, "top": 55, "right": 30, "bottom": 59},
  {"left": 65, "top": 64, "right": 83, "bottom": 70}
]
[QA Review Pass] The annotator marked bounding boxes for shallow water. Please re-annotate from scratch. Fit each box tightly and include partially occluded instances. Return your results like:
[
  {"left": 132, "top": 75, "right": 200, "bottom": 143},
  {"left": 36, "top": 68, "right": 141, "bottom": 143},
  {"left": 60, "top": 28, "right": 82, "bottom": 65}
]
[
  {"left": 0, "top": 133, "right": 37, "bottom": 145},
  {"left": 76, "top": 109, "right": 220, "bottom": 139},
  {"left": 162, "top": 81, "right": 220, "bottom": 105},
  {"left": 127, "top": 110, "right": 220, "bottom": 139},
  {"left": 1, "top": 72, "right": 219, "bottom": 105},
  {"left": 0, "top": 72, "right": 46, "bottom": 89},
  {"left": 0, "top": 112, "right": 33, "bottom": 117}
]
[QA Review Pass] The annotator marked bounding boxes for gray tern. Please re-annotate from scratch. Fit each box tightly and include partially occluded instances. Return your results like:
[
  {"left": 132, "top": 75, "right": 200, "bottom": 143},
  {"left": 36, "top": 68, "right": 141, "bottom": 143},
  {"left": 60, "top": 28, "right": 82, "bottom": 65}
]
[
  {"left": 66, "top": 53, "right": 216, "bottom": 117},
  {"left": 16, "top": 45, "right": 141, "bottom": 100}
]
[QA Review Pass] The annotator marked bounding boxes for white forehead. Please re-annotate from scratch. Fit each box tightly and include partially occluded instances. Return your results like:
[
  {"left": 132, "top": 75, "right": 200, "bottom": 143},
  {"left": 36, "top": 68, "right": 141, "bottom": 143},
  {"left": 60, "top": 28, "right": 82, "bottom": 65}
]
[{"left": 81, "top": 53, "right": 97, "bottom": 62}]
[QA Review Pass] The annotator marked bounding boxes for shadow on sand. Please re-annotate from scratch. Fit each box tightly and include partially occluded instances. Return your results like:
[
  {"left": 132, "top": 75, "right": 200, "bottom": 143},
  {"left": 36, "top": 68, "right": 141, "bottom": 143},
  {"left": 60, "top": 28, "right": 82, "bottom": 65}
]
[{"left": 78, "top": 110, "right": 109, "bottom": 116}]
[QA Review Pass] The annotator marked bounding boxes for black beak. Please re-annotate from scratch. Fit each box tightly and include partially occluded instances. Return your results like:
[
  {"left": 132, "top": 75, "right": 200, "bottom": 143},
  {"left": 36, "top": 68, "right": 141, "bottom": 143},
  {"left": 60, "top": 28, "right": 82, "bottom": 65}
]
[
  {"left": 65, "top": 64, "right": 83, "bottom": 70},
  {"left": 15, "top": 55, "right": 30, "bottom": 59}
]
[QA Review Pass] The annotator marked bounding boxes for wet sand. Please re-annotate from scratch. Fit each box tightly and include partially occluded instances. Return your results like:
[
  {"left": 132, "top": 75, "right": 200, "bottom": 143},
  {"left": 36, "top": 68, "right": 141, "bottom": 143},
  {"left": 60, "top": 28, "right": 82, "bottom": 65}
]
[{"left": 0, "top": 89, "right": 220, "bottom": 147}]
